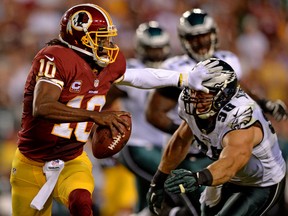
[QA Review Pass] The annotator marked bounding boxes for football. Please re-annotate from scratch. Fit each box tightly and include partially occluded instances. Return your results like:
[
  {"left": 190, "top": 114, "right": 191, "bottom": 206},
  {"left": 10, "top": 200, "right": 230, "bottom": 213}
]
[{"left": 91, "top": 115, "right": 132, "bottom": 159}]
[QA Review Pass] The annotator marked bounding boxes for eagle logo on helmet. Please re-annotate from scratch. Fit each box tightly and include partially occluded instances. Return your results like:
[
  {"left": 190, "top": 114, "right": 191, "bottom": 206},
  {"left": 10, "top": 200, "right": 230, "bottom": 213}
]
[{"left": 67, "top": 11, "right": 92, "bottom": 35}]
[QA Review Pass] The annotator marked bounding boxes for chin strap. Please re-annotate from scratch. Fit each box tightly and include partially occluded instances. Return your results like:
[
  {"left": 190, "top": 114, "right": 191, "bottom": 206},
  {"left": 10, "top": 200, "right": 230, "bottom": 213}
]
[
  {"left": 59, "top": 35, "right": 94, "bottom": 57},
  {"left": 59, "top": 35, "right": 109, "bottom": 67}
]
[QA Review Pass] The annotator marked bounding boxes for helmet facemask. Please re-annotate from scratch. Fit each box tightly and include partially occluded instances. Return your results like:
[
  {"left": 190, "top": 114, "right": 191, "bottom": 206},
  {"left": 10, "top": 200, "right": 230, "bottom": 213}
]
[
  {"left": 180, "top": 32, "right": 217, "bottom": 62},
  {"left": 81, "top": 27, "right": 119, "bottom": 67},
  {"left": 182, "top": 88, "right": 217, "bottom": 119}
]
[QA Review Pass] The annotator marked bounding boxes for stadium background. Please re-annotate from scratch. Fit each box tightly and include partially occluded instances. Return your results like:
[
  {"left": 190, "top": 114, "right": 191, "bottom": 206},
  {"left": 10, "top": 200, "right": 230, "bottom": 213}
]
[{"left": 0, "top": 0, "right": 288, "bottom": 215}]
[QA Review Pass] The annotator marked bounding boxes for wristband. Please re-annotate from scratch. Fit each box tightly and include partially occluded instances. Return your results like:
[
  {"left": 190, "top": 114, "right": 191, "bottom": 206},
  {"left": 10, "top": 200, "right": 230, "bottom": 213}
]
[
  {"left": 152, "top": 169, "right": 169, "bottom": 186},
  {"left": 257, "top": 99, "right": 269, "bottom": 112},
  {"left": 197, "top": 169, "right": 213, "bottom": 186},
  {"left": 178, "top": 72, "right": 188, "bottom": 87}
]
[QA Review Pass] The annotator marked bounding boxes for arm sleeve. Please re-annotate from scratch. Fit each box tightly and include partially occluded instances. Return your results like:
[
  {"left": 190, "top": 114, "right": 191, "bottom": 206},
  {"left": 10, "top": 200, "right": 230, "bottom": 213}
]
[{"left": 117, "top": 68, "right": 187, "bottom": 89}]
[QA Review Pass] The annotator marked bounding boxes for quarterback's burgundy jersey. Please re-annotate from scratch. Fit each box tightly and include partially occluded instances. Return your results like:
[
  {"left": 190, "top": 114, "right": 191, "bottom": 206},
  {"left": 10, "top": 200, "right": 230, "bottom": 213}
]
[{"left": 18, "top": 45, "right": 126, "bottom": 162}]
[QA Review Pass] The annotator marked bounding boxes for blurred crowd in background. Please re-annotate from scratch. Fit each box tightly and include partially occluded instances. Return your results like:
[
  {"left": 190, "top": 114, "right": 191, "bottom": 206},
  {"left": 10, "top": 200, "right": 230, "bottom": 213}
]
[{"left": 0, "top": 0, "right": 288, "bottom": 215}]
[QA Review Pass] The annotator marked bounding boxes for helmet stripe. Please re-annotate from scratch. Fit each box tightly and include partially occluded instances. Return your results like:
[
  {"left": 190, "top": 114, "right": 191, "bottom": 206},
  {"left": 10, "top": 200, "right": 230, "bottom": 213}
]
[{"left": 91, "top": 4, "right": 114, "bottom": 26}]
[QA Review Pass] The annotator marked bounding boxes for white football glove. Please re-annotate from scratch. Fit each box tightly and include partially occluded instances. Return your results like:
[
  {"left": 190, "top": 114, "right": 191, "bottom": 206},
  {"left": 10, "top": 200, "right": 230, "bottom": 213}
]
[{"left": 188, "top": 59, "right": 223, "bottom": 93}]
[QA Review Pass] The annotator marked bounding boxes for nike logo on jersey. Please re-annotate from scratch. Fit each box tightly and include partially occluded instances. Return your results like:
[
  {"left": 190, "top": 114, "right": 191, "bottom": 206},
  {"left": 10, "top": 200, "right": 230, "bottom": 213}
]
[{"left": 45, "top": 55, "right": 54, "bottom": 61}]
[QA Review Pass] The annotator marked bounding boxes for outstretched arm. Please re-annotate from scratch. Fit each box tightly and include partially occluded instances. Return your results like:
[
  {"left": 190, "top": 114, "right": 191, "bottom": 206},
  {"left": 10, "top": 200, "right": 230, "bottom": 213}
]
[
  {"left": 146, "top": 121, "right": 193, "bottom": 215},
  {"left": 119, "top": 67, "right": 187, "bottom": 89},
  {"left": 117, "top": 59, "right": 223, "bottom": 92},
  {"left": 159, "top": 121, "right": 193, "bottom": 174},
  {"left": 164, "top": 124, "right": 262, "bottom": 195}
]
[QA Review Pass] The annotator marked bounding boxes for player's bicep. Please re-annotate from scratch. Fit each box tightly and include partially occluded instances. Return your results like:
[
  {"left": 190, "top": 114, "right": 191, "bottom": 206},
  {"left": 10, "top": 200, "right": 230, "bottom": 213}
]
[
  {"left": 221, "top": 126, "right": 260, "bottom": 170},
  {"left": 33, "top": 80, "right": 62, "bottom": 116}
]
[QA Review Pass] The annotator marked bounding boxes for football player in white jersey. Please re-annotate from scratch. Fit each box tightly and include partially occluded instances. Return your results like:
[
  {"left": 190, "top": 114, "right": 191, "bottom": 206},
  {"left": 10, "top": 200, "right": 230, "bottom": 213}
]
[
  {"left": 146, "top": 8, "right": 287, "bottom": 139},
  {"left": 147, "top": 58, "right": 286, "bottom": 216},
  {"left": 146, "top": 9, "right": 287, "bottom": 215},
  {"left": 145, "top": 8, "right": 245, "bottom": 216}
]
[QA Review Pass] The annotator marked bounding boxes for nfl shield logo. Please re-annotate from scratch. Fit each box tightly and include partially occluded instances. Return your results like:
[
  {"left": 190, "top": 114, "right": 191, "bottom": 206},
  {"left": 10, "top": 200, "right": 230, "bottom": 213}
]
[{"left": 94, "top": 79, "right": 99, "bottom": 87}]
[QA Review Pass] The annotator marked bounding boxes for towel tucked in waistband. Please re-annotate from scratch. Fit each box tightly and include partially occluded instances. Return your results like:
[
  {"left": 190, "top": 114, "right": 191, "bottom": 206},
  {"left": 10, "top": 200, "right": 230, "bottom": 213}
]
[{"left": 30, "top": 159, "right": 65, "bottom": 211}]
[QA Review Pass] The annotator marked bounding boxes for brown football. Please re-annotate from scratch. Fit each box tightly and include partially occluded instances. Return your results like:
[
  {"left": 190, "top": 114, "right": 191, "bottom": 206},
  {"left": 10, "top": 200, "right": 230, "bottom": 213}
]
[{"left": 91, "top": 115, "right": 132, "bottom": 159}]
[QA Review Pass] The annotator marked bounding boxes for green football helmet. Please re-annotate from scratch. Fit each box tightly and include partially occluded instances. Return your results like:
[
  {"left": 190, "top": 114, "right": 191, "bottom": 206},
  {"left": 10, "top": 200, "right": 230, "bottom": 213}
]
[{"left": 178, "top": 8, "right": 218, "bottom": 62}]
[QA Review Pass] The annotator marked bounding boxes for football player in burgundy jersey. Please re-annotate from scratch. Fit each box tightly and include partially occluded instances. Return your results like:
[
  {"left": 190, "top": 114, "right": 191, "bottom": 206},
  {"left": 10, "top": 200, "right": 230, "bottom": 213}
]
[{"left": 9, "top": 3, "right": 223, "bottom": 216}]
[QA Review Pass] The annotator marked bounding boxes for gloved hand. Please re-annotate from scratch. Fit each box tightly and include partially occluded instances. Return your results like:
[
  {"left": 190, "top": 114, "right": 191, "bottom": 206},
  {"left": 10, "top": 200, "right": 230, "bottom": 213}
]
[
  {"left": 146, "top": 170, "right": 168, "bottom": 215},
  {"left": 259, "top": 99, "right": 287, "bottom": 121},
  {"left": 188, "top": 58, "right": 223, "bottom": 93},
  {"left": 146, "top": 183, "right": 164, "bottom": 215},
  {"left": 165, "top": 169, "right": 199, "bottom": 194}
]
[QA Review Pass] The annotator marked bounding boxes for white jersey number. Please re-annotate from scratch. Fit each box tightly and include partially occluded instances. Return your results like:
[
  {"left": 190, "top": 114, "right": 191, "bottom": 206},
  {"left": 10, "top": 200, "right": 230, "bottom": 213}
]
[{"left": 52, "top": 95, "right": 105, "bottom": 142}]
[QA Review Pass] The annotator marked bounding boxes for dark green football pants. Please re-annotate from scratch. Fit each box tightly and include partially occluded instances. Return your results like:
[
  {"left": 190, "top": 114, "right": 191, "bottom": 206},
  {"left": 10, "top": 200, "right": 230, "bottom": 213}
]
[{"left": 201, "top": 178, "right": 286, "bottom": 216}]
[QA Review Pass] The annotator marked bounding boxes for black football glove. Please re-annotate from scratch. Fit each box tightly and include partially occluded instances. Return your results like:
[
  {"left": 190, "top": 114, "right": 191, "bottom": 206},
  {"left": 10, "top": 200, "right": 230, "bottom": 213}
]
[
  {"left": 164, "top": 169, "right": 199, "bottom": 194},
  {"left": 146, "top": 183, "right": 164, "bottom": 215},
  {"left": 259, "top": 99, "right": 287, "bottom": 121},
  {"left": 146, "top": 170, "right": 169, "bottom": 215}
]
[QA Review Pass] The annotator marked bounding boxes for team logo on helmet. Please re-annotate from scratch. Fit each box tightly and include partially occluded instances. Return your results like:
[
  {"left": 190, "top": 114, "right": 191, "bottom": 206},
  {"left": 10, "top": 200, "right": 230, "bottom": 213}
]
[{"left": 67, "top": 11, "right": 92, "bottom": 34}]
